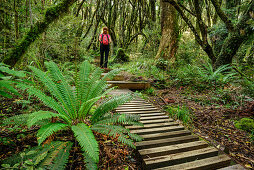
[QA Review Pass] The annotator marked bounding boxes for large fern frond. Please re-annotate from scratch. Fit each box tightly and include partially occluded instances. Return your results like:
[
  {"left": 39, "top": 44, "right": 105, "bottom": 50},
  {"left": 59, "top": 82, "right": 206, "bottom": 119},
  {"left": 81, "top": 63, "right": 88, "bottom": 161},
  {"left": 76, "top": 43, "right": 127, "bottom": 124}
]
[
  {"left": 37, "top": 123, "right": 68, "bottom": 145},
  {"left": 2, "top": 114, "right": 30, "bottom": 125},
  {"left": 45, "top": 61, "right": 77, "bottom": 119},
  {"left": 78, "top": 96, "right": 101, "bottom": 119},
  {"left": 16, "top": 83, "right": 71, "bottom": 123},
  {"left": 28, "top": 65, "right": 73, "bottom": 117},
  {"left": 43, "top": 141, "right": 73, "bottom": 170},
  {"left": 91, "top": 93, "right": 134, "bottom": 123},
  {"left": 83, "top": 152, "right": 98, "bottom": 170},
  {"left": 27, "top": 111, "right": 64, "bottom": 128},
  {"left": 71, "top": 123, "right": 99, "bottom": 163},
  {"left": 76, "top": 61, "right": 91, "bottom": 105}
]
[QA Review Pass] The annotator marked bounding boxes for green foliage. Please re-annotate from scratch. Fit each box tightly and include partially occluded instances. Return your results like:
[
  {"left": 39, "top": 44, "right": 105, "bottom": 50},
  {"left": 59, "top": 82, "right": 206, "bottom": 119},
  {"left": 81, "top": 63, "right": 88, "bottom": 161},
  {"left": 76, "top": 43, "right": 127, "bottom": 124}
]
[
  {"left": 5, "top": 61, "right": 141, "bottom": 169},
  {"left": 166, "top": 105, "right": 192, "bottom": 125},
  {"left": 0, "top": 63, "right": 25, "bottom": 98},
  {"left": 235, "top": 118, "right": 254, "bottom": 132},
  {"left": 1, "top": 141, "right": 72, "bottom": 170},
  {"left": 241, "top": 79, "right": 254, "bottom": 99}
]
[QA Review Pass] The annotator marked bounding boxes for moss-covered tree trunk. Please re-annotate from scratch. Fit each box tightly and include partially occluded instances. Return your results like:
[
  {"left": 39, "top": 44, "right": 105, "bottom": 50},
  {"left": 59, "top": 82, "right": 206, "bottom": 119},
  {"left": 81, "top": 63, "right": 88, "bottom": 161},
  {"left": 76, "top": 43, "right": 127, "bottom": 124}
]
[
  {"left": 156, "top": 0, "right": 179, "bottom": 61},
  {"left": 2, "top": 0, "right": 77, "bottom": 67}
]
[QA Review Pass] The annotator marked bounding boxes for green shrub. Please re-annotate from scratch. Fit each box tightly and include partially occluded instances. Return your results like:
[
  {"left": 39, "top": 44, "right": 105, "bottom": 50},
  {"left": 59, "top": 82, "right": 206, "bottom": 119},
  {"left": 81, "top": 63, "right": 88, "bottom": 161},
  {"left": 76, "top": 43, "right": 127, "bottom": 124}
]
[
  {"left": 235, "top": 118, "right": 254, "bottom": 132},
  {"left": 166, "top": 105, "right": 192, "bottom": 125}
]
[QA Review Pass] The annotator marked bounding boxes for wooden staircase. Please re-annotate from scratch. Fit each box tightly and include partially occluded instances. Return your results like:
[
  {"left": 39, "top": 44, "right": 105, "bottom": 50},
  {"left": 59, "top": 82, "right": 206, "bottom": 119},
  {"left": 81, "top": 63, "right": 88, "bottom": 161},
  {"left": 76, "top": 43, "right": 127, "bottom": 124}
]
[{"left": 108, "top": 88, "right": 246, "bottom": 170}]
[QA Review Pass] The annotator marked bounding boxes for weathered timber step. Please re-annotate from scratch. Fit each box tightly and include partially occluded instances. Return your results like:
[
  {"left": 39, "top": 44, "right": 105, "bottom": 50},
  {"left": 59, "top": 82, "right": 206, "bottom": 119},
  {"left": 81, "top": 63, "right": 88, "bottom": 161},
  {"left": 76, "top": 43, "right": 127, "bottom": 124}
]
[
  {"left": 126, "top": 122, "right": 179, "bottom": 130},
  {"left": 101, "top": 73, "right": 124, "bottom": 81},
  {"left": 107, "top": 81, "right": 151, "bottom": 89},
  {"left": 119, "top": 110, "right": 164, "bottom": 114},
  {"left": 116, "top": 105, "right": 155, "bottom": 109},
  {"left": 218, "top": 164, "right": 246, "bottom": 170},
  {"left": 154, "top": 154, "right": 232, "bottom": 170},
  {"left": 116, "top": 108, "right": 159, "bottom": 112},
  {"left": 139, "top": 141, "right": 209, "bottom": 158},
  {"left": 131, "top": 125, "right": 185, "bottom": 135},
  {"left": 140, "top": 119, "right": 174, "bottom": 125},
  {"left": 136, "top": 135, "right": 199, "bottom": 150},
  {"left": 141, "top": 130, "right": 191, "bottom": 141},
  {"left": 118, "top": 104, "right": 153, "bottom": 108},
  {"left": 140, "top": 115, "right": 169, "bottom": 121},
  {"left": 144, "top": 147, "right": 219, "bottom": 169},
  {"left": 125, "top": 113, "right": 166, "bottom": 119}
]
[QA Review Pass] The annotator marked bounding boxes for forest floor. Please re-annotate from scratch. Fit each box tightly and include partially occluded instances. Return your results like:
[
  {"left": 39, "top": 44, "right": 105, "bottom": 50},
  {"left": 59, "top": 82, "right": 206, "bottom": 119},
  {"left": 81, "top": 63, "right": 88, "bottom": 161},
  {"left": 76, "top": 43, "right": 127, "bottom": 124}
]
[{"left": 146, "top": 87, "right": 254, "bottom": 169}]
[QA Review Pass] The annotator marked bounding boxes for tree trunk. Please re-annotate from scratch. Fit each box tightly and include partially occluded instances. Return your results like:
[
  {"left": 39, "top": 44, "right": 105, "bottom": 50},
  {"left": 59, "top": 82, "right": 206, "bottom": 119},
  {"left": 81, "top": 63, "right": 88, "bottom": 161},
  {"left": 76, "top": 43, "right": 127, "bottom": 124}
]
[
  {"left": 2, "top": 0, "right": 78, "bottom": 67},
  {"left": 156, "top": 0, "right": 179, "bottom": 61}
]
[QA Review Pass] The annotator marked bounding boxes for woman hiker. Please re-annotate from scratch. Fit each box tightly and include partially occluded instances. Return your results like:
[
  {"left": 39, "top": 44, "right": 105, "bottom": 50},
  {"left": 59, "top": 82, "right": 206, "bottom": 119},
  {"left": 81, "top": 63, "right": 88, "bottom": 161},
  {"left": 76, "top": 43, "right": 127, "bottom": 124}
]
[{"left": 99, "top": 27, "right": 111, "bottom": 68}]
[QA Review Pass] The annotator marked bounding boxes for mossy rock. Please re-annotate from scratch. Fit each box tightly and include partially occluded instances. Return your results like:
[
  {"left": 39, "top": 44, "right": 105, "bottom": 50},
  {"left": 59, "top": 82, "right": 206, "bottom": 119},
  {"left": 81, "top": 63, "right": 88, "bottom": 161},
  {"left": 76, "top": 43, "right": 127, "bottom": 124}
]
[
  {"left": 113, "top": 48, "right": 129, "bottom": 63},
  {"left": 235, "top": 118, "right": 254, "bottom": 132}
]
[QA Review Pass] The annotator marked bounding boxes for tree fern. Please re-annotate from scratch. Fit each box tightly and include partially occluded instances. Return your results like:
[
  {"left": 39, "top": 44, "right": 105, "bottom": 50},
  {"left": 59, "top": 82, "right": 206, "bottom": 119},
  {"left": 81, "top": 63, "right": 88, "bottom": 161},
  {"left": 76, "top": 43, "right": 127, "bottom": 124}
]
[
  {"left": 71, "top": 123, "right": 99, "bottom": 162},
  {"left": 37, "top": 123, "right": 68, "bottom": 145}
]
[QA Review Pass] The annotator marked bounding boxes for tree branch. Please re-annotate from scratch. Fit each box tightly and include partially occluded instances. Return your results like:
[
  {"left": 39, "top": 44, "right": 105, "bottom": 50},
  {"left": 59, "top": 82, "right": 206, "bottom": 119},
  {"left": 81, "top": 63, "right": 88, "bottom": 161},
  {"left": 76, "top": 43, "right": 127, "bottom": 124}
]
[{"left": 210, "top": 0, "right": 234, "bottom": 32}]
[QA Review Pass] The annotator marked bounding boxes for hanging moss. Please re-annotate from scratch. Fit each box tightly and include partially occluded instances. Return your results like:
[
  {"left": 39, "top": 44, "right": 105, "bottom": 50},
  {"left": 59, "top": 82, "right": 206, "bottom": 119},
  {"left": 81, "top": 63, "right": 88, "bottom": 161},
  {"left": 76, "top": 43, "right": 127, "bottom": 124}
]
[{"left": 2, "top": 0, "right": 77, "bottom": 67}]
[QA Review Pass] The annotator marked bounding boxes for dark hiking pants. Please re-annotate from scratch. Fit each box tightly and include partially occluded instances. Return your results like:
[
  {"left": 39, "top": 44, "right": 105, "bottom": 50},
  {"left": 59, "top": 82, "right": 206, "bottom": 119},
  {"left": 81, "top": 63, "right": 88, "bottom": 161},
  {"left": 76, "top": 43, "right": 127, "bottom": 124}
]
[{"left": 100, "top": 44, "right": 110, "bottom": 68}]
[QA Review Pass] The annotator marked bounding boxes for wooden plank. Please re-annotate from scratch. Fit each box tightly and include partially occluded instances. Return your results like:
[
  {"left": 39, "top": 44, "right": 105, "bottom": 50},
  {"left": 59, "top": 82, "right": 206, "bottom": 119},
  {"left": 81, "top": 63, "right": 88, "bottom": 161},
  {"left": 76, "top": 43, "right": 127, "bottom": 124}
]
[
  {"left": 144, "top": 147, "right": 219, "bottom": 169},
  {"left": 131, "top": 125, "right": 185, "bottom": 135},
  {"left": 141, "top": 130, "right": 191, "bottom": 141},
  {"left": 136, "top": 135, "right": 199, "bottom": 149},
  {"left": 140, "top": 115, "right": 169, "bottom": 120},
  {"left": 218, "top": 164, "right": 246, "bottom": 170},
  {"left": 139, "top": 141, "right": 209, "bottom": 158},
  {"left": 107, "top": 81, "right": 151, "bottom": 89},
  {"left": 116, "top": 105, "right": 155, "bottom": 109},
  {"left": 140, "top": 119, "right": 174, "bottom": 124},
  {"left": 116, "top": 107, "right": 159, "bottom": 112},
  {"left": 125, "top": 122, "right": 178, "bottom": 130},
  {"left": 154, "top": 154, "right": 232, "bottom": 170}
]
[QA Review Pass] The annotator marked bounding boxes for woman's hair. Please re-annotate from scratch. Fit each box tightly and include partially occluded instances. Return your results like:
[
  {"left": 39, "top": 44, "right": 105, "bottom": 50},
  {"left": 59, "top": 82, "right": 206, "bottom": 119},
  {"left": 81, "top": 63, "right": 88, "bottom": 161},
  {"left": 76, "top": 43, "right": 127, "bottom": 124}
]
[{"left": 103, "top": 27, "right": 108, "bottom": 34}]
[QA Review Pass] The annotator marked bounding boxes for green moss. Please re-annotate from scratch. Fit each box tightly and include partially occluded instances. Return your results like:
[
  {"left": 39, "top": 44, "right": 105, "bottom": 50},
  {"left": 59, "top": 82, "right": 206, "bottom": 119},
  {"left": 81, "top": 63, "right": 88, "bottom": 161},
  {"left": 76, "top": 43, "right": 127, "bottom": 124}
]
[
  {"left": 235, "top": 118, "right": 254, "bottom": 132},
  {"left": 113, "top": 48, "right": 130, "bottom": 63}
]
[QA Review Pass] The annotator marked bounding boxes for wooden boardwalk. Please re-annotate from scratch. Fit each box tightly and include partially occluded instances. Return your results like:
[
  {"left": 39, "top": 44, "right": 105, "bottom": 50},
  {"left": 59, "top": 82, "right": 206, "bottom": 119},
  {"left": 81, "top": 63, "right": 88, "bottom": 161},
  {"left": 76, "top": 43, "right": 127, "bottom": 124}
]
[{"left": 109, "top": 89, "right": 246, "bottom": 170}]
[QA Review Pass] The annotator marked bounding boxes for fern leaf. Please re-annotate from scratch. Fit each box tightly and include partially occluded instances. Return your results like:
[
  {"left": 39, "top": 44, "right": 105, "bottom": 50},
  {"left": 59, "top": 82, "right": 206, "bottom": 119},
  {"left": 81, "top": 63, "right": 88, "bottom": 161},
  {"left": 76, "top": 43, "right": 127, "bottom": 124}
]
[
  {"left": 28, "top": 65, "right": 73, "bottom": 117},
  {"left": 2, "top": 114, "right": 30, "bottom": 125},
  {"left": 16, "top": 83, "right": 71, "bottom": 124},
  {"left": 83, "top": 152, "right": 98, "bottom": 170},
  {"left": 91, "top": 93, "right": 134, "bottom": 123},
  {"left": 37, "top": 123, "right": 68, "bottom": 145},
  {"left": 27, "top": 111, "right": 60, "bottom": 128},
  {"left": 71, "top": 123, "right": 99, "bottom": 163},
  {"left": 45, "top": 61, "right": 77, "bottom": 119},
  {"left": 76, "top": 61, "right": 91, "bottom": 104},
  {"left": 46, "top": 141, "right": 73, "bottom": 170},
  {"left": 78, "top": 96, "right": 101, "bottom": 119}
]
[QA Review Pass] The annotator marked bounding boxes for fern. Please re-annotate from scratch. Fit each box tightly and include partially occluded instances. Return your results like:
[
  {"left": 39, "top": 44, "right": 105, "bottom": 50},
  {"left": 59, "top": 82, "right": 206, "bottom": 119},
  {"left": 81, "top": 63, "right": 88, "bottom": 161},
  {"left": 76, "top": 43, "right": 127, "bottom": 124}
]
[
  {"left": 2, "top": 114, "right": 30, "bottom": 125},
  {"left": 71, "top": 123, "right": 99, "bottom": 163},
  {"left": 91, "top": 93, "right": 134, "bottom": 123},
  {"left": 37, "top": 123, "right": 68, "bottom": 145},
  {"left": 27, "top": 111, "right": 61, "bottom": 128},
  {"left": 83, "top": 153, "right": 98, "bottom": 170}
]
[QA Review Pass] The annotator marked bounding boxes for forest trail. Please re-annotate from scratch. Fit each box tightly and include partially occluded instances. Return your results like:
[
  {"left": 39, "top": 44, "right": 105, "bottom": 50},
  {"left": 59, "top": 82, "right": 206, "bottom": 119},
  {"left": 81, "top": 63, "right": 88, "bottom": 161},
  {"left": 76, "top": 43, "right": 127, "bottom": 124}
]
[{"left": 108, "top": 79, "right": 246, "bottom": 169}]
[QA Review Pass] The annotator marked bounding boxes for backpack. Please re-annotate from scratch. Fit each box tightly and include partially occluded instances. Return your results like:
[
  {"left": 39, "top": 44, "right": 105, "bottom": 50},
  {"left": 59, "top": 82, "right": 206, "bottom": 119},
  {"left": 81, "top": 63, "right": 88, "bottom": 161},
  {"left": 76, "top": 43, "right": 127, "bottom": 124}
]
[{"left": 101, "top": 34, "right": 109, "bottom": 45}]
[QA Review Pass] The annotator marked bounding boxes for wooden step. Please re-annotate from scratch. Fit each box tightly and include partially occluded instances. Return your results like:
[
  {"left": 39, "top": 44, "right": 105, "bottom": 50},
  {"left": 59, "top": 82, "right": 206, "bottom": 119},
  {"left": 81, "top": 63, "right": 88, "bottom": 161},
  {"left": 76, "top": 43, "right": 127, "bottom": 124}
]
[
  {"left": 119, "top": 110, "right": 164, "bottom": 114},
  {"left": 141, "top": 130, "right": 191, "bottom": 141},
  {"left": 126, "top": 122, "right": 178, "bottom": 130},
  {"left": 116, "top": 107, "right": 159, "bottom": 112},
  {"left": 154, "top": 154, "right": 231, "bottom": 170},
  {"left": 144, "top": 147, "right": 219, "bottom": 169},
  {"left": 101, "top": 73, "right": 124, "bottom": 81},
  {"left": 140, "top": 119, "right": 174, "bottom": 125},
  {"left": 136, "top": 135, "right": 199, "bottom": 150},
  {"left": 116, "top": 105, "right": 155, "bottom": 109},
  {"left": 139, "top": 141, "right": 209, "bottom": 158},
  {"left": 140, "top": 115, "right": 169, "bottom": 121},
  {"left": 218, "top": 164, "right": 246, "bottom": 170},
  {"left": 107, "top": 81, "right": 151, "bottom": 89},
  {"left": 131, "top": 125, "right": 185, "bottom": 135}
]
